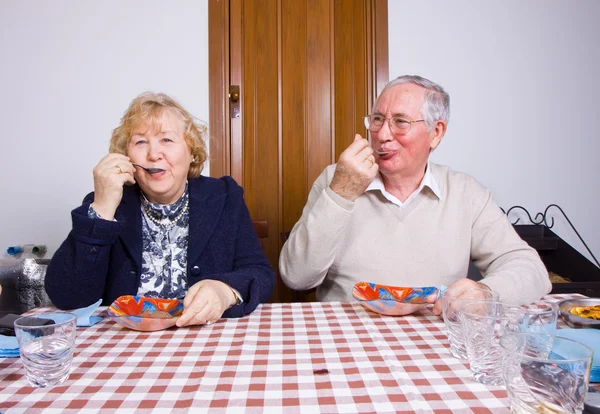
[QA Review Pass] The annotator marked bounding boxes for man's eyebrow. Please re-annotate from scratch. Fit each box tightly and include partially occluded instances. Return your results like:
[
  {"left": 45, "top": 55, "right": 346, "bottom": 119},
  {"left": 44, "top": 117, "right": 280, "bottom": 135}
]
[{"left": 372, "top": 111, "right": 410, "bottom": 118}]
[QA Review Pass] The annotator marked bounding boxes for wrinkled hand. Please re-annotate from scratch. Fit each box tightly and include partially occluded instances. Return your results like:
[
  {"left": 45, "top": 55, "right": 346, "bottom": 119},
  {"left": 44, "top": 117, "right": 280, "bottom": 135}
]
[
  {"left": 176, "top": 280, "right": 237, "bottom": 327},
  {"left": 432, "top": 278, "right": 492, "bottom": 316},
  {"left": 329, "top": 134, "right": 378, "bottom": 201},
  {"left": 90, "top": 153, "right": 136, "bottom": 220}
]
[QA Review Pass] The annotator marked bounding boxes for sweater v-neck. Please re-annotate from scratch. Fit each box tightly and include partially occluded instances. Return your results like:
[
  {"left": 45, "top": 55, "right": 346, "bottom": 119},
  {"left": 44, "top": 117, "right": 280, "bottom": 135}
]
[{"left": 383, "top": 189, "right": 435, "bottom": 222}]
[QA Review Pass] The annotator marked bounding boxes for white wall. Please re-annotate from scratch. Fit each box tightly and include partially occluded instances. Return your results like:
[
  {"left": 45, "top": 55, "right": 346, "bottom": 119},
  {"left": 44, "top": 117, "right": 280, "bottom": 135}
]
[
  {"left": 0, "top": 1, "right": 208, "bottom": 258},
  {"left": 389, "top": 0, "right": 600, "bottom": 267}
]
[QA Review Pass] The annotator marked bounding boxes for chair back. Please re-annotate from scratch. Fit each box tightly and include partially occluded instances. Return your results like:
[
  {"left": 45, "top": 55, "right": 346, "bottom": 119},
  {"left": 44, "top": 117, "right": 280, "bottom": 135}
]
[{"left": 252, "top": 221, "right": 268, "bottom": 239}]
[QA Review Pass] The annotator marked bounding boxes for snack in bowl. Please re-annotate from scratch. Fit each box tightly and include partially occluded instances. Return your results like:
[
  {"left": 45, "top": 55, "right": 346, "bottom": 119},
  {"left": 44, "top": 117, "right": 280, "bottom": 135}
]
[
  {"left": 558, "top": 298, "right": 600, "bottom": 329},
  {"left": 352, "top": 282, "right": 440, "bottom": 316},
  {"left": 107, "top": 295, "right": 184, "bottom": 331},
  {"left": 570, "top": 305, "right": 600, "bottom": 320}
]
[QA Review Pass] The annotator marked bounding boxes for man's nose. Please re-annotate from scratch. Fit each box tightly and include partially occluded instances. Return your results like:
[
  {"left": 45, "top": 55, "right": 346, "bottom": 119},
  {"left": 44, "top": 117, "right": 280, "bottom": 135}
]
[{"left": 373, "top": 123, "right": 393, "bottom": 143}]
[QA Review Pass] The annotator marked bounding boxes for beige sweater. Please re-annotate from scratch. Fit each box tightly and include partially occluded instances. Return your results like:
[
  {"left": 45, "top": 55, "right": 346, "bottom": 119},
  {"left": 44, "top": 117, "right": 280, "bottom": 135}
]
[{"left": 279, "top": 163, "right": 551, "bottom": 304}]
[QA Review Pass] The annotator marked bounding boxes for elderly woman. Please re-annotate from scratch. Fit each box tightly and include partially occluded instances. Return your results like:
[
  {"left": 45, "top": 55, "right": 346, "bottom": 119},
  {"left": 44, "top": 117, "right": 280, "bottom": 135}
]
[{"left": 46, "top": 92, "right": 274, "bottom": 326}]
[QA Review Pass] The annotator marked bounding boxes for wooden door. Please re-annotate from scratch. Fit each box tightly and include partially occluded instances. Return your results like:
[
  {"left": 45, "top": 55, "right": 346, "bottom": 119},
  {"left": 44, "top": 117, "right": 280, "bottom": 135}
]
[{"left": 209, "top": 0, "right": 388, "bottom": 303}]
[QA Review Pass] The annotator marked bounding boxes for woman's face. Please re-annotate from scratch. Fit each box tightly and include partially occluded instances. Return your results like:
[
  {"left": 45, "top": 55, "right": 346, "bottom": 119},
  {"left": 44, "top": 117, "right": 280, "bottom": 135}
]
[{"left": 127, "top": 109, "right": 192, "bottom": 204}]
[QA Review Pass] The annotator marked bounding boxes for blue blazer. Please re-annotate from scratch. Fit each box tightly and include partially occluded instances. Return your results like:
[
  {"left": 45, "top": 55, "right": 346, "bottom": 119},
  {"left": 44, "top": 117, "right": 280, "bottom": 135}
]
[{"left": 45, "top": 176, "right": 275, "bottom": 318}]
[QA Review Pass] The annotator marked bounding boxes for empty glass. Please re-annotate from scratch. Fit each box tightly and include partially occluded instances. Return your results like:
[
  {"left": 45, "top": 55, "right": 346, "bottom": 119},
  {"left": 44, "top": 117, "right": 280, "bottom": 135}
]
[
  {"left": 441, "top": 287, "right": 498, "bottom": 359},
  {"left": 461, "top": 301, "right": 527, "bottom": 385},
  {"left": 462, "top": 300, "right": 560, "bottom": 386},
  {"left": 14, "top": 312, "right": 77, "bottom": 388},
  {"left": 520, "top": 301, "right": 559, "bottom": 335},
  {"left": 501, "top": 333, "right": 593, "bottom": 413}
]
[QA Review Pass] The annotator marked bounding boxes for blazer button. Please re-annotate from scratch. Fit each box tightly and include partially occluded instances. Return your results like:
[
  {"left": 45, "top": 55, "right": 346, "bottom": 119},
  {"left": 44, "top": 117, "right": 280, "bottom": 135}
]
[
  {"left": 129, "top": 270, "right": 136, "bottom": 275},
  {"left": 192, "top": 266, "right": 200, "bottom": 275}
]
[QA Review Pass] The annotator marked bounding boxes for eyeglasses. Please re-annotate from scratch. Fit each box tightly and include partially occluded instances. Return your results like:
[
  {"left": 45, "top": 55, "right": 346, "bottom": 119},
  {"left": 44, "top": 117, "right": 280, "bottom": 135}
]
[{"left": 364, "top": 114, "right": 425, "bottom": 135}]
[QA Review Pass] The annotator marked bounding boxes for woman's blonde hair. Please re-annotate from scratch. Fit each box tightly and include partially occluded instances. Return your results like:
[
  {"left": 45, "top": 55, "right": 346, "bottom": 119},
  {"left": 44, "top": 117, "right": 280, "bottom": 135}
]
[{"left": 109, "top": 92, "right": 208, "bottom": 178}]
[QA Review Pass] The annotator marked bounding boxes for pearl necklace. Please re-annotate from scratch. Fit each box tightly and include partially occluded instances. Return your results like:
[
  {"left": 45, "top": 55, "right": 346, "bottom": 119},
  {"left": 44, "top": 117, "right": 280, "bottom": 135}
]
[{"left": 142, "top": 198, "right": 189, "bottom": 230}]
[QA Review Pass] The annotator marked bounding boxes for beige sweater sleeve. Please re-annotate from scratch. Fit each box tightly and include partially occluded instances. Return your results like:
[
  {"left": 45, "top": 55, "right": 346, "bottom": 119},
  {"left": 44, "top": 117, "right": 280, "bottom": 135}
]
[
  {"left": 469, "top": 184, "right": 552, "bottom": 304},
  {"left": 279, "top": 165, "right": 354, "bottom": 290}
]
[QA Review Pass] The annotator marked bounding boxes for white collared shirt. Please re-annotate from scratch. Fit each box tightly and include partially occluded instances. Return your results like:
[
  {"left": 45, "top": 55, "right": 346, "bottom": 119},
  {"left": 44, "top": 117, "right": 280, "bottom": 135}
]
[{"left": 365, "top": 162, "right": 442, "bottom": 208}]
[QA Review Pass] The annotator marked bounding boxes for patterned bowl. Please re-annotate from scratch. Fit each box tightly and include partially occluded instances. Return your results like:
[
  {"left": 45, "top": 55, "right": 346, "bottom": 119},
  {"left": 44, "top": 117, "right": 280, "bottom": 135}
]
[
  {"left": 352, "top": 282, "right": 439, "bottom": 316},
  {"left": 107, "top": 296, "right": 184, "bottom": 331}
]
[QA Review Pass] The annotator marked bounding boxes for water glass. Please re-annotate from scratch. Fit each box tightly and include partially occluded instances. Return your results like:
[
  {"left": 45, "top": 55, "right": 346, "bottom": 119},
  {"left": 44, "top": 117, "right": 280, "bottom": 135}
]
[
  {"left": 14, "top": 312, "right": 77, "bottom": 388},
  {"left": 500, "top": 333, "right": 593, "bottom": 413},
  {"left": 520, "top": 301, "right": 559, "bottom": 335},
  {"left": 461, "top": 301, "right": 527, "bottom": 385},
  {"left": 441, "top": 287, "right": 498, "bottom": 359}
]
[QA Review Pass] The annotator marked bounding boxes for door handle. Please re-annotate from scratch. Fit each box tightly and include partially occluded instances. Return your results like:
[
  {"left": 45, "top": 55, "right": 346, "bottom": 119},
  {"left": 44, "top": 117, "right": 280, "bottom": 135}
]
[{"left": 229, "top": 85, "right": 240, "bottom": 118}]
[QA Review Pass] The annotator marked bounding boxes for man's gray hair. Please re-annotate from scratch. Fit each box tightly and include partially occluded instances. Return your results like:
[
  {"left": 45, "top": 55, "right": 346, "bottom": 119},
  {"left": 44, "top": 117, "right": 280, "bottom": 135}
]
[{"left": 374, "top": 75, "right": 450, "bottom": 130}]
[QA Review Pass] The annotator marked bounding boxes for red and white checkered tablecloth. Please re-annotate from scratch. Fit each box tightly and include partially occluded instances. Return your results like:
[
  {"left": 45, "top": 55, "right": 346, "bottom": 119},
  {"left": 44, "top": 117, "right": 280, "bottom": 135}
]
[{"left": 0, "top": 294, "right": 581, "bottom": 413}]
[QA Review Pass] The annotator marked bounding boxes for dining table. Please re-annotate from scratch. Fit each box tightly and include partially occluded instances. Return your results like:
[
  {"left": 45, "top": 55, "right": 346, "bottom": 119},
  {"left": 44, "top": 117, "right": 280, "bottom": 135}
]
[{"left": 0, "top": 293, "right": 590, "bottom": 413}]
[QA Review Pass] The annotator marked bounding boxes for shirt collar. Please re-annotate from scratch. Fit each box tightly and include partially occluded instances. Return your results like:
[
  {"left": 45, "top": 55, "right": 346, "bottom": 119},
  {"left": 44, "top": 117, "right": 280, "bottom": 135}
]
[{"left": 366, "top": 162, "right": 441, "bottom": 206}]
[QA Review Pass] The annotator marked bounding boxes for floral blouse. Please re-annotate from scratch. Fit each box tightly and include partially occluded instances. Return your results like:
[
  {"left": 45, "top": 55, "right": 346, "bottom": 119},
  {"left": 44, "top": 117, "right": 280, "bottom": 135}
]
[{"left": 88, "top": 184, "right": 190, "bottom": 299}]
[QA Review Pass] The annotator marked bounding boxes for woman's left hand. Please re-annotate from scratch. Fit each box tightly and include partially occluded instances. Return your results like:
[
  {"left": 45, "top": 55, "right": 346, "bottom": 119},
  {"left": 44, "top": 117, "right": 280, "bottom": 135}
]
[{"left": 176, "top": 280, "right": 237, "bottom": 327}]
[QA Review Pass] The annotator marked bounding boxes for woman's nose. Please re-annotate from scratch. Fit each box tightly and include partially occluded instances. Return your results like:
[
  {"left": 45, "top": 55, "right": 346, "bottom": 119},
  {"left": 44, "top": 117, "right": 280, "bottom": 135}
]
[{"left": 147, "top": 142, "right": 163, "bottom": 160}]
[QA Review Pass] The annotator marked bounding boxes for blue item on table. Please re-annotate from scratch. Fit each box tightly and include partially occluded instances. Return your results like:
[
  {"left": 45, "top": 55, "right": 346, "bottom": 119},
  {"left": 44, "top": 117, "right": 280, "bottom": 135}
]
[
  {"left": 0, "top": 335, "right": 19, "bottom": 358},
  {"left": 556, "top": 328, "right": 600, "bottom": 383},
  {"left": 72, "top": 299, "right": 103, "bottom": 327}
]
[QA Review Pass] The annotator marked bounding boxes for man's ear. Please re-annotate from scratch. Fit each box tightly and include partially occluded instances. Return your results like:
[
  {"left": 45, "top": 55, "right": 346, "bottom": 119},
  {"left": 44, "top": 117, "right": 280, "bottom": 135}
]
[{"left": 429, "top": 120, "right": 447, "bottom": 150}]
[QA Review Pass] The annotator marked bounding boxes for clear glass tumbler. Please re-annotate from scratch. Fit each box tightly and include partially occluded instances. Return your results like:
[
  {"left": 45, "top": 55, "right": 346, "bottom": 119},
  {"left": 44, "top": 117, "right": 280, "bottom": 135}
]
[
  {"left": 520, "top": 301, "right": 559, "bottom": 335},
  {"left": 500, "top": 333, "right": 593, "bottom": 413},
  {"left": 441, "top": 286, "right": 498, "bottom": 359},
  {"left": 14, "top": 312, "right": 77, "bottom": 388},
  {"left": 461, "top": 301, "right": 527, "bottom": 385}
]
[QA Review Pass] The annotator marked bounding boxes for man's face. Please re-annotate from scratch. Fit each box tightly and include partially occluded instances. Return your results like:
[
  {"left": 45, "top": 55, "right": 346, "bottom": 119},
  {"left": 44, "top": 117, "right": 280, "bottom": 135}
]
[{"left": 370, "top": 83, "right": 443, "bottom": 179}]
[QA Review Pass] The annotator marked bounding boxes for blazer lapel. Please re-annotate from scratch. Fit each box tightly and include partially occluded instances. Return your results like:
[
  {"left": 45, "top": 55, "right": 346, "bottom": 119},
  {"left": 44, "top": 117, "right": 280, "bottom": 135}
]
[
  {"left": 116, "top": 186, "right": 143, "bottom": 273},
  {"left": 187, "top": 178, "right": 227, "bottom": 269}
]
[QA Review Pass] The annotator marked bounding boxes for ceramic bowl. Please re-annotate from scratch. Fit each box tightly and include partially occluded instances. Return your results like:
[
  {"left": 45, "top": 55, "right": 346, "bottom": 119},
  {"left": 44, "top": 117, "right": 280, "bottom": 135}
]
[
  {"left": 107, "top": 296, "right": 184, "bottom": 331},
  {"left": 557, "top": 298, "right": 600, "bottom": 329},
  {"left": 351, "top": 282, "right": 439, "bottom": 316}
]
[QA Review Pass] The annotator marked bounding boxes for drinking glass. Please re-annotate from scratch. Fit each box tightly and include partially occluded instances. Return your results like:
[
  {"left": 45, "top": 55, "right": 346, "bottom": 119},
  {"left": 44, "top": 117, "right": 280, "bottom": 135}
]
[
  {"left": 500, "top": 333, "right": 593, "bottom": 413},
  {"left": 14, "top": 312, "right": 77, "bottom": 388},
  {"left": 441, "top": 287, "right": 498, "bottom": 359},
  {"left": 520, "top": 301, "right": 559, "bottom": 335},
  {"left": 461, "top": 301, "right": 527, "bottom": 385}
]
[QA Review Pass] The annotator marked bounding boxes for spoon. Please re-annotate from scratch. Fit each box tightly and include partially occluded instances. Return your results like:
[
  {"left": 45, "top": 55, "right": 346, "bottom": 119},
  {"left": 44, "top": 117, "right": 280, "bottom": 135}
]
[{"left": 132, "top": 164, "right": 165, "bottom": 174}]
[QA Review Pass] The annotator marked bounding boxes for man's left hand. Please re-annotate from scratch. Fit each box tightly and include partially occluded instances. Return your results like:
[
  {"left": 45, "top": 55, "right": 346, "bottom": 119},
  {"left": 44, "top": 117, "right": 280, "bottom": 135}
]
[{"left": 431, "top": 278, "right": 491, "bottom": 316}]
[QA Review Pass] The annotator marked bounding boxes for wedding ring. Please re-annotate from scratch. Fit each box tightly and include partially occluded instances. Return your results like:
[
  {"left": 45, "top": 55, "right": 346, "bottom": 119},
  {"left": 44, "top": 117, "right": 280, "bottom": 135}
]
[
  {"left": 116, "top": 165, "right": 123, "bottom": 174},
  {"left": 367, "top": 156, "right": 375, "bottom": 167},
  {"left": 205, "top": 321, "right": 213, "bottom": 326}
]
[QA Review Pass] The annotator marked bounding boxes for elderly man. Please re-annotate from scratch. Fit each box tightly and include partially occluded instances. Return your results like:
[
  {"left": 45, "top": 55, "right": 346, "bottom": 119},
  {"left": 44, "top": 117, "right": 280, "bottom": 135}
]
[{"left": 279, "top": 75, "right": 550, "bottom": 314}]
